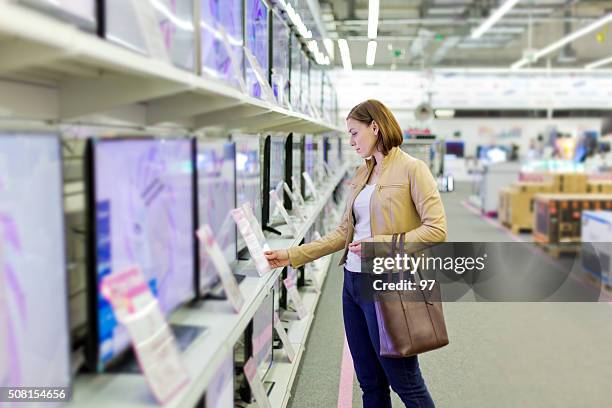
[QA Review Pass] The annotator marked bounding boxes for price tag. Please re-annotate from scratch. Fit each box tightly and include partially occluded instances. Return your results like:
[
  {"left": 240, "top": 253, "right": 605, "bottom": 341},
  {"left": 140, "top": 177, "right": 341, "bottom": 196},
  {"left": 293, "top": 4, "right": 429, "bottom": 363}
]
[
  {"left": 290, "top": 176, "right": 306, "bottom": 206},
  {"left": 270, "top": 191, "right": 298, "bottom": 236},
  {"left": 283, "top": 277, "right": 309, "bottom": 320},
  {"left": 100, "top": 267, "right": 189, "bottom": 405},
  {"left": 273, "top": 312, "right": 296, "bottom": 363},
  {"left": 231, "top": 208, "right": 271, "bottom": 276},
  {"left": 131, "top": 0, "right": 171, "bottom": 63},
  {"left": 283, "top": 182, "right": 308, "bottom": 221},
  {"left": 241, "top": 203, "right": 270, "bottom": 251},
  {"left": 243, "top": 358, "right": 272, "bottom": 408},
  {"left": 244, "top": 48, "right": 276, "bottom": 104},
  {"left": 196, "top": 225, "right": 244, "bottom": 313},
  {"left": 302, "top": 172, "right": 319, "bottom": 199}
]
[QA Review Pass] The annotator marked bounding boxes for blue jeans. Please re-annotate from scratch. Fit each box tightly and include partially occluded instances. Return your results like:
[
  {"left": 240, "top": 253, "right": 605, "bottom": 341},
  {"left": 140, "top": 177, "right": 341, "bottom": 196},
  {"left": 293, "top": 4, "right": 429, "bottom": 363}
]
[{"left": 343, "top": 268, "right": 435, "bottom": 408}]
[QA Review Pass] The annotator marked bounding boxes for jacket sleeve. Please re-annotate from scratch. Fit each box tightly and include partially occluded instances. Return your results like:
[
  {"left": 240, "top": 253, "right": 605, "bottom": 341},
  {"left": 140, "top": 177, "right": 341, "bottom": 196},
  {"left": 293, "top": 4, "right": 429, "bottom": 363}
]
[
  {"left": 372, "top": 160, "right": 447, "bottom": 253},
  {"left": 287, "top": 197, "right": 350, "bottom": 268}
]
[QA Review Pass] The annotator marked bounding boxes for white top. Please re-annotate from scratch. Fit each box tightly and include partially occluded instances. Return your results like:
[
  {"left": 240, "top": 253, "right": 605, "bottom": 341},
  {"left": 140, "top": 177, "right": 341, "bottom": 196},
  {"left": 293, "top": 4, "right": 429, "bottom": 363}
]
[{"left": 344, "top": 184, "right": 376, "bottom": 273}]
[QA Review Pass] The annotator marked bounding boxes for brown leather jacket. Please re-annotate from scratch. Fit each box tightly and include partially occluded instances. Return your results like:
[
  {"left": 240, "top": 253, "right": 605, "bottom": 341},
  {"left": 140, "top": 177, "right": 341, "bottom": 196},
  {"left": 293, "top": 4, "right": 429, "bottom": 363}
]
[{"left": 287, "top": 146, "right": 447, "bottom": 268}]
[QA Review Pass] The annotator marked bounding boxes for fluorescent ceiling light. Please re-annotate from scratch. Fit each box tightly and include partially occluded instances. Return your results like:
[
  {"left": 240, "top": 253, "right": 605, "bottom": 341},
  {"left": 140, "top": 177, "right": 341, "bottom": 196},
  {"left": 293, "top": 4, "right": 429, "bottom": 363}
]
[
  {"left": 488, "top": 26, "right": 525, "bottom": 34},
  {"left": 427, "top": 7, "right": 465, "bottom": 15},
  {"left": 471, "top": 0, "right": 522, "bottom": 39},
  {"left": 338, "top": 39, "right": 353, "bottom": 71},
  {"left": 435, "top": 109, "right": 455, "bottom": 118},
  {"left": 368, "top": 0, "right": 380, "bottom": 39},
  {"left": 534, "top": 13, "right": 612, "bottom": 60},
  {"left": 511, "top": 13, "right": 612, "bottom": 68},
  {"left": 366, "top": 41, "right": 377, "bottom": 66},
  {"left": 585, "top": 56, "right": 612, "bottom": 69},
  {"left": 323, "top": 39, "right": 335, "bottom": 60}
]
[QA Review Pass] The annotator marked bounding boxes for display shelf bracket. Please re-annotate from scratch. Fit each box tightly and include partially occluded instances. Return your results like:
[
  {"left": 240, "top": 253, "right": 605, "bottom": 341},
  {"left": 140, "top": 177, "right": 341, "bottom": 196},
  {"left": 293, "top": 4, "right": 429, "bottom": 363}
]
[
  {"left": 193, "top": 104, "right": 269, "bottom": 129},
  {"left": 59, "top": 74, "right": 190, "bottom": 119},
  {"left": 145, "top": 92, "right": 241, "bottom": 125},
  {"left": 0, "top": 40, "right": 71, "bottom": 73}
]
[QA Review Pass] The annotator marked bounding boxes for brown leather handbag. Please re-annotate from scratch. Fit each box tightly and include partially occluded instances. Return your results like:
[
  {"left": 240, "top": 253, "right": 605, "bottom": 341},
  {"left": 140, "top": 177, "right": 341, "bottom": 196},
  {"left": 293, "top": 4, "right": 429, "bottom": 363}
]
[{"left": 374, "top": 232, "right": 449, "bottom": 358}]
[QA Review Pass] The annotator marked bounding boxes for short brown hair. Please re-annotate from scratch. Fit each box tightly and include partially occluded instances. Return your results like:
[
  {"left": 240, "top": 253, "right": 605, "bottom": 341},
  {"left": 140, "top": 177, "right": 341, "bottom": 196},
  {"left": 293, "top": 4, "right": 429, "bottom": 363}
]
[{"left": 346, "top": 99, "right": 403, "bottom": 155}]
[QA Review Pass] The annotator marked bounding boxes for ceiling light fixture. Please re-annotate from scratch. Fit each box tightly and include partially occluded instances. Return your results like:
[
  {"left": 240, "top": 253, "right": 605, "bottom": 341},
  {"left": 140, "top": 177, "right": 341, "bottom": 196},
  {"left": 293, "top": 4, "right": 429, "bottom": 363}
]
[
  {"left": 471, "top": 0, "right": 521, "bottom": 39},
  {"left": 338, "top": 39, "right": 353, "bottom": 71},
  {"left": 511, "top": 13, "right": 612, "bottom": 68},
  {"left": 366, "top": 41, "right": 377, "bottom": 66},
  {"left": 585, "top": 55, "right": 612, "bottom": 69},
  {"left": 368, "top": 0, "right": 380, "bottom": 39}
]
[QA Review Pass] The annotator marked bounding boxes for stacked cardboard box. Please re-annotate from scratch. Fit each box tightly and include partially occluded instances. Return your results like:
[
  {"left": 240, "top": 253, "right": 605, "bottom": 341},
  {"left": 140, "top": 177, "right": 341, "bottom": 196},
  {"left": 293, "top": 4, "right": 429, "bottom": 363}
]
[
  {"left": 587, "top": 181, "right": 612, "bottom": 194},
  {"left": 498, "top": 182, "right": 553, "bottom": 233},
  {"left": 552, "top": 173, "right": 588, "bottom": 193},
  {"left": 533, "top": 194, "right": 612, "bottom": 244}
]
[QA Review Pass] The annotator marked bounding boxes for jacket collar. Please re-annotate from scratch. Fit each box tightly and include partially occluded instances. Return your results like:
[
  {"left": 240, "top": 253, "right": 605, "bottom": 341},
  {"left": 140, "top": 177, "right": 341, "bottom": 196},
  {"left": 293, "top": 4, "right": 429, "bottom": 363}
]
[{"left": 365, "top": 146, "right": 400, "bottom": 172}]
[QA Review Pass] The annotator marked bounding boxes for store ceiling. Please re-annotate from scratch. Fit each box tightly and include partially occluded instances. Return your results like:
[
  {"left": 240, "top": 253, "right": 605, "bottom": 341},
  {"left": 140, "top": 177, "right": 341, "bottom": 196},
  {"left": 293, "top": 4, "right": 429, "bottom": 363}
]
[{"left": 319, "top": 0, "right": 612, "bottom": 69}]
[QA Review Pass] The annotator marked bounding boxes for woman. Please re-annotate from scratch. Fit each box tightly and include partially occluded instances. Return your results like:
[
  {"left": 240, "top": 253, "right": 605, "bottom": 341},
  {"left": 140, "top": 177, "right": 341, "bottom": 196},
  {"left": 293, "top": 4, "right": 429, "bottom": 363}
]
[{"left": 264, "top": 99, "right": 447, "bottom": 408}]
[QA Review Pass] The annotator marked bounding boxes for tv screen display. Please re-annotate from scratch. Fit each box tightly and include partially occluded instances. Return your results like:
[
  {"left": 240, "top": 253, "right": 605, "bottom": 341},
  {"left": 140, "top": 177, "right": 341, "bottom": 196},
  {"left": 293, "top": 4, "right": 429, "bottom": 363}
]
[
  {"left": 266, "top": 135, "right": 287, "bottom": 224},
  {"left": 200, "top": 0, "right": 244, "bottom": 87},
  {"left": 88, "top": 138, "right": 195, "bottom": 370},
  {"left": 300, "top": 51, "right": 310, "bottom": 112},
  {"left": 304, "top": 134, "right": 315, "bottom": 198},
  {"left": 252, "top": 289, "right": 273, "bottom": 379},
  {"left": 290, "top": 34, "right": 301, "bottom": 109},
  {"left": 205, "top": 353, "right": 234, "bottom": 408},
  {"left": 316, "top": 138, "right": 325, "bottom": 184},
  {"left": 245, "top": 0, "right": 269, "bottom": 98},
  {"left": 292, "top": 134, "right": 304, "bottom": 196},
  {"left": 196, "top": 140, "right": 237, "bottom": 295},
  {"left": 234, "top": 135, "right": 262, "bottom": 250},
  {"left": 272, "top": 10, "right": 290, "bottom": 104},
  {"left": 310, "top": 67, "right": 322, "bottom": 114},
  {"left": 0, "top": 133, "right": 71, "bottom": 391},
  {"left": 18, "top": 0, "right": 97, "bottom": 30},
  {"left": 104, "top": 0, "right": 196, "bottom": 71},
  {"left": 445, "top": 141, "right": 465, "bottom": 158}
]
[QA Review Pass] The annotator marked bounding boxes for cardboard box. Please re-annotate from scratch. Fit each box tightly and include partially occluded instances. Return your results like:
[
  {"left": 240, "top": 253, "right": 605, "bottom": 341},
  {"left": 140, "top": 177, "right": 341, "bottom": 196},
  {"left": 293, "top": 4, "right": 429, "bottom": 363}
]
[
  {"left": 587, "top": 181, "right": 612, "bottom": 194},
  {"left": 552, "top": 173, "right": 587, "bottom": 193},
  {"left": 500, "top": 182, "right": 554, "bottom": 232}
]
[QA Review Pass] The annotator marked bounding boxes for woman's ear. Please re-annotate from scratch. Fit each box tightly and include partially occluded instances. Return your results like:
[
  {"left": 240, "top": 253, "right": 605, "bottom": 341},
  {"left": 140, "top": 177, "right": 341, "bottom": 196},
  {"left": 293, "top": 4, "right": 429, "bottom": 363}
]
[{"left": 371, "top": 120, "right": 379, "bottom": 136}]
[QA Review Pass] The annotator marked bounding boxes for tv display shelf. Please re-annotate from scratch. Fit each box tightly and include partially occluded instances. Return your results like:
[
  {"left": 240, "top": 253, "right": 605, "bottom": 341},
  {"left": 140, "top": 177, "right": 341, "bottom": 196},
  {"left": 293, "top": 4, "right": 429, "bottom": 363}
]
[{"left": 70, "top": 164, "right": 349, "bottom": 407}]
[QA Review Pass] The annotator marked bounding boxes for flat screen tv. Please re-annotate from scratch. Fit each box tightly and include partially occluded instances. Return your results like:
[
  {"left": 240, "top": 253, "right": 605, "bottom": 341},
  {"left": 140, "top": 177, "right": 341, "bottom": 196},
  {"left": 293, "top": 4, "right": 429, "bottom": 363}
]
[
  {"left": 18, "top": 0, "right": 97, "bottom": 31},
  {"left": 233, "top": 135, "right": 262, "bottom": 252},
  {"left": 200, "top": 0, "right": 244, "bottom": 87},
  {"left": 271, "top": 9, "right": 290, "bottom": 105},
  {"left": 0, "top": 133, "right": 71, "bottom": 391},
  {"left": 85, "top": 138, "right": 196, "bottom": 371},
  {"left": 245, "top": 0, "right": 270, "bottom": 98},
  {"left": 195, "top": 140, "right": 237, "bottom": 296},
  {"left": 289, "top": 33, "right": 301, "bottom": 109}
]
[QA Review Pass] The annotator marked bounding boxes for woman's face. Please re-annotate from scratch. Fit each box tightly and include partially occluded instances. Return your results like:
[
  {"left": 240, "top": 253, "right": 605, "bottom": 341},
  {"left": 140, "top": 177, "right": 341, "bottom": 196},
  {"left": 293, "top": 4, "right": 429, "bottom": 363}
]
[{"left": 346, "top": 118, "right": 379, "bottom": 158}]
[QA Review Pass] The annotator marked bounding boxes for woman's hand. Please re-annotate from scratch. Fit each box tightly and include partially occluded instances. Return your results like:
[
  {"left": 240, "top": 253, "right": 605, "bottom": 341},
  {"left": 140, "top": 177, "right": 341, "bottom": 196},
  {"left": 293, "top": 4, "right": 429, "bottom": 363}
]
[
  {"left": 264, "top": 249, "right": 290, "bottom": 269},
  {"left": 348, "top": 237, "right": 374, "bottom": 258}
]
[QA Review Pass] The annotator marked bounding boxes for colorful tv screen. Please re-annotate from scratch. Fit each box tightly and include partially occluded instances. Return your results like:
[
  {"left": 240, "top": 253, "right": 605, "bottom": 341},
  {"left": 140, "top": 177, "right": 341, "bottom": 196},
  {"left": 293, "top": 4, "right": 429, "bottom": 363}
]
[
  {"left": 267, "top": 135, "right": 287, "bottom": 222},
  {"left": 304, "top": 134, "right": 315, "bottom": 198},
  {"left": 104, "top": 0, "right": 195, "bottom": 70},
  {"left": 200, "top": 0, "right": 244, "bottom": 87},
  {"left": 245, "top": 0, "right": 269, "bottom": 98},
  {"left": 0, "top": 133, "right": 71, "bottom": 391},
  {"left": 234, "top": 136, "right": 262, "bottom": 249},
  {"left": 290, "top": 34, "right": 301, "bottom": 108},
  {"left": 196, "top": 140, "right": 237, "bottom": 294},
  {"left": 89, "top": 138, "right": 195, "bottom": 369},
  {"left": 272, "top": 11, "right": 290, "bottom": 103}
]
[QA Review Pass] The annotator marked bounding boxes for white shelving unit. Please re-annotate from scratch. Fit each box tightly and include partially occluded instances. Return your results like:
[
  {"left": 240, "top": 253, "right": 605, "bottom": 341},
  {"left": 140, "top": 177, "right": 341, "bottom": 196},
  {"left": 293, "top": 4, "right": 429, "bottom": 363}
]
[
  {"left": 0, "top": 1, "right": 342, "bottom": 134},
  {"left": 69, "top": 164, "right": 350, "bottom": 408}
]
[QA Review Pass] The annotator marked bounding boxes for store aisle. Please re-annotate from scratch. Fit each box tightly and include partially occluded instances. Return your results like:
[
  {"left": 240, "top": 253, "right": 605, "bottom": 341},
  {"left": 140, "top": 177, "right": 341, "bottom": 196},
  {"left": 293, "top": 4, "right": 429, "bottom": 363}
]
[{"left": 289, "top": 183, "right": 612, "bottom": 408}]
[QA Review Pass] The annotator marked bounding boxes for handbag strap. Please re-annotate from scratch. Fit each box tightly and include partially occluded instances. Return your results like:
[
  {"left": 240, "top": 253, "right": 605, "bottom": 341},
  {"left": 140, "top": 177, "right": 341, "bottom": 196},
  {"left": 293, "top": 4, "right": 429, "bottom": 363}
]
[{"left": 399, "top": 232, "right": 433, "bottom": 304}]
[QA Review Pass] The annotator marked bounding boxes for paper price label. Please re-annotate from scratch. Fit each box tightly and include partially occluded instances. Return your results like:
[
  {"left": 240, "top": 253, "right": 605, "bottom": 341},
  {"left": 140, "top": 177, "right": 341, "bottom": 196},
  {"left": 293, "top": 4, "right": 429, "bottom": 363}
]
[
  {"left": 241, "top": 203, "right": 270, "bottom": 251},
  {"left": 244, "top": 48, "right": 276, "bottom": 104},
  {"left": 273, "top": 312, "right": 296, "bottom": 363},
  {"left": 283, "top": 182, "right": 308, "bottom": 221},
  {"left": 196, "top": 225, "right": 244, "bottom": 313},
  {"left": 243, "top": 358, "right": 272, "bottom": 408},
  {"left": 217, "top": 25, "right": 248, "bottom": 93},
  {"left": 100, "top": 267, "right": 189, "bottom": 405},
  {"left": 283, "top": 277, "right": 309, "bottom": 320},
  {"left": 302, "top": 172, "right": 319, "bottom": 199},
  {"left": 270, "top": 191, "right": 298, "bottom": 236},
  {"left": 231, "top": 208, "right": 271, "bottom": 276},
  {"left": 290, "top": 176, "right": 306, "bottom": 206}
]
